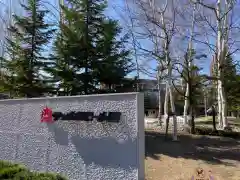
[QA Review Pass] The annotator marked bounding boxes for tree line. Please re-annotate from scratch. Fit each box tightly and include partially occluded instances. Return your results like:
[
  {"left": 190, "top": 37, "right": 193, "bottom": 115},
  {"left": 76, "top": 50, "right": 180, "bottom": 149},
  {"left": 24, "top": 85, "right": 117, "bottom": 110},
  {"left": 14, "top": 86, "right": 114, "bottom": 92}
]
[
  {"left": 1, "top": 0, "right": 240, "bottom": 138},
  {"left": 0, "top": 0, "right": 134, "bottom": 98}
]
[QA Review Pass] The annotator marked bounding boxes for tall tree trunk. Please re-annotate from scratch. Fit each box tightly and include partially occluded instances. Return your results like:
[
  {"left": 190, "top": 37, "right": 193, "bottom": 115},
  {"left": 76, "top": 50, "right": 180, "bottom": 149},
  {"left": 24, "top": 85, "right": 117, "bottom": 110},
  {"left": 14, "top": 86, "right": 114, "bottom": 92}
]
[
  {"left": 216, "top": 0, "right": 230, "bottom": 129},
  {"left": 220, "top": 74, "right": 228, "bottom": 128},
  {"left": 164, "top": 82, "right": 169, "bottom": 117},
  {"left": 218, "top": 82, "right": 223, "bottom": 127},
  {"left": 168, "top": 64, "right": 177, "bottom": 140},
  {"left": 189, "top": 78, "right": 195, "bottom": 134},
  {"left": 189, "top": 105, "right": 195, "bottom": 134},
  {"left": 217, "top": 0, "right": 223, "bottom": 128},
  {"left": 212, "top": 106, "right": 217, "bottom": 131},
  {"left": 169, "top": 87, "right": 177, "bottom": 140},
  {"left": 204, "top": 88, "right": 208, "bottom": 117},
  {"left": 220, "top": 0, "right": 230, "bottom": 129},
  {"left": 165, "top": 115, "right": 170, "bottom": 139},
  {"left": 157, "top": 70, "right": 162, "bottom": 122},
  {"left": 183, "top": 2, "right": 196, "bottom": 125},
  {"left": 184, "top": 84, "right": 189, "bottom": 124}
]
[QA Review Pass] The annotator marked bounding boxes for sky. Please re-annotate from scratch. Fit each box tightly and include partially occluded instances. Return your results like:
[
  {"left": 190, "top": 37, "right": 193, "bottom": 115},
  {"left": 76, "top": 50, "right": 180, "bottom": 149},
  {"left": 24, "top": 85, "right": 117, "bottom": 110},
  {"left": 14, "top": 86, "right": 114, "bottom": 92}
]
[
  {"left": 0, "top": 0, "right": 217, "bottom": 80},
  {"left": 106, "top": 0, "right": 166, "bottom": 79},
  {"left": 105, "top": 0, "right": 213, "bottom": 78}
]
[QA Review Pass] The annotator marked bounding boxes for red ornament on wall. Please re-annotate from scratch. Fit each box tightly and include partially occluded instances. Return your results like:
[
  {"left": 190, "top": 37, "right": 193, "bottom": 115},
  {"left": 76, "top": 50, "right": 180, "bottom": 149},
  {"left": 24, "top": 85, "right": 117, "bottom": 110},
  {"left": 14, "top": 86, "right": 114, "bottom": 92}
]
[{"left": 40, "top": 106, "right": 53, "bottom": 123}]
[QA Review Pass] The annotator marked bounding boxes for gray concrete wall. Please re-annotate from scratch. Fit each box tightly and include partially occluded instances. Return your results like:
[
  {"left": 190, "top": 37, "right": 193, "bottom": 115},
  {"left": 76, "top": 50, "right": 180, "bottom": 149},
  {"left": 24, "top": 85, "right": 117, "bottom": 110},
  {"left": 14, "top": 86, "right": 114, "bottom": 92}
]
[{"left": 0, "top": 93, "right": 144, "bottom": 180}]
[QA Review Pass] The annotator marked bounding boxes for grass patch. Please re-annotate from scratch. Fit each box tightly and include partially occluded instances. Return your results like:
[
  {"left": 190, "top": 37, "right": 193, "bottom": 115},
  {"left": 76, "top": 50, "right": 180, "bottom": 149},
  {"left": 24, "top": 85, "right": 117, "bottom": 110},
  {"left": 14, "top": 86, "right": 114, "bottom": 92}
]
[
  {"left": 195, "top": 116, "right": 240, "bottom": 127},
  {"left": 0, "top": 160, "right": 67, "bottom": 180},
  {"left": 194, "top": 127, "right": 240, "bottom": 139},
  {"left": 195, "top": 116, "right": 212, "bottom": 122},
  {"left": 185, "top": 116, "right": 240, "bottom": 138}
]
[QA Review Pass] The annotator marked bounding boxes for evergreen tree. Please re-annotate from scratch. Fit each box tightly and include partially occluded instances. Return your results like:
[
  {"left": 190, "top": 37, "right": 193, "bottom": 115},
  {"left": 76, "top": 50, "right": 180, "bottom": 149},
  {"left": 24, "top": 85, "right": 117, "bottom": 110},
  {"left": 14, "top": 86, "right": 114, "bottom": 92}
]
[
  {"left": 181, "top": 49, "right": 203, "bottom": 105},
  {"left": 223, "top": 55, "right": 240, "bottom": 112},
  {"left": 0, "top": 0, "right": 55, "bottom": 98},
  {"left": 49, "top": 0, "right": 133, "bottom": 95},
  {"left": 180, "top": 49, "right": 206, "bottom": 133},
  {"left": 94, "top": 19, "right": 133, "bottom": 92}
]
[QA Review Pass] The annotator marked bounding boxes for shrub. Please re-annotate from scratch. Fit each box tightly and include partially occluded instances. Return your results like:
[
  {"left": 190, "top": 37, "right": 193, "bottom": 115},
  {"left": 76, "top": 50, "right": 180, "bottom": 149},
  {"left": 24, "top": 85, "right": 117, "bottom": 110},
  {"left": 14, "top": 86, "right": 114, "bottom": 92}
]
[{"left": 0, "top": 160, "right": 67, "bottom": 180}]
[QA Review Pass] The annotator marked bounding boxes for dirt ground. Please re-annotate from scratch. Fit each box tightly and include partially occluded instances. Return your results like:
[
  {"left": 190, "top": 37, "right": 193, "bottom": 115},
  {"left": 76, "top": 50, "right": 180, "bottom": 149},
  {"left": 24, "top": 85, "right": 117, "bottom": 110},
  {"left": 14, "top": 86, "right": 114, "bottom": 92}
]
[{"left": 145, "top": 131, "right": 240, "bottom": 180}]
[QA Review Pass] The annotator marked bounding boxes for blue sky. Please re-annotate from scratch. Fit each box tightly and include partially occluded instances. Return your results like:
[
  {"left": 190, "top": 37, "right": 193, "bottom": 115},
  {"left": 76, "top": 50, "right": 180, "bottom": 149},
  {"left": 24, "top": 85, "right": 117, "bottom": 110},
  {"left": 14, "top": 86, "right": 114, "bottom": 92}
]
[
  {"left": 0, "top": 0, "right": 214, "bottom": 79},
  {"left": 105, "top": 0, "right": 212, "bottom": 78},
  {"left": 105, "top": 0, "right": 164, "bottom": 79}
]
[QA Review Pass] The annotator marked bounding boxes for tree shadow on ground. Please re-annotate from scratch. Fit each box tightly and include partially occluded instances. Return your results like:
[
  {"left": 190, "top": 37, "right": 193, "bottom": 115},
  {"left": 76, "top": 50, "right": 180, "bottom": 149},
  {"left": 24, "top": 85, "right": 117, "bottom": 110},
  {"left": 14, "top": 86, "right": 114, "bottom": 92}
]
[{"left": 145, "top": 131, "right": 240, "bottom": 166}]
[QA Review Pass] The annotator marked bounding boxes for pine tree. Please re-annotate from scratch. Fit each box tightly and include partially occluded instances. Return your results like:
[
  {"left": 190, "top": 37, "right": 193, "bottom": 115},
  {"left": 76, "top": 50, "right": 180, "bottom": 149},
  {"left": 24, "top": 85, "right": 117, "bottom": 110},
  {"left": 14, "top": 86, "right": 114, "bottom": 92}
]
[
  {"left": 181, "top": 49, "right": 203, "bottom": 103},
  {"left": 223, "top": 55, "right": 240, "bottom": 111},
  {"left": 49, "top": 0, "right": 132, "bottom": 95},
  {"left": 94, "top": 19, "right": 133, "bottom": 92},
  {"left": 181, "top": 48, "right": 206, "bottom": 133},
  {"left": 1, "top": 0, "right": 55, "bottom": 98}
]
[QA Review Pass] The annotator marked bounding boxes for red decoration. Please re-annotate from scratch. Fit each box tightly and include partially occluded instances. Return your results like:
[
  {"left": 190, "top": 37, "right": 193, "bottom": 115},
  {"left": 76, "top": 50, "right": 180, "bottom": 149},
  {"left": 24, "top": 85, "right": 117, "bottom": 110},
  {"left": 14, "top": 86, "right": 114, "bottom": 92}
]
[{"left": 40, "top": 106, "right": 53, "bottom": 123}]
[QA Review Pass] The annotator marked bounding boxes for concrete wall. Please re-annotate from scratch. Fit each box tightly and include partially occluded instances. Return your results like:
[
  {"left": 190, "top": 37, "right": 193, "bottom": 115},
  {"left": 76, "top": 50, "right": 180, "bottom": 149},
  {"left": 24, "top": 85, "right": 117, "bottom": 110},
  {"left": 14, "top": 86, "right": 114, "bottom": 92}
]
[{"left": 0, "top": 93, "right": 144, "bottom": 180}]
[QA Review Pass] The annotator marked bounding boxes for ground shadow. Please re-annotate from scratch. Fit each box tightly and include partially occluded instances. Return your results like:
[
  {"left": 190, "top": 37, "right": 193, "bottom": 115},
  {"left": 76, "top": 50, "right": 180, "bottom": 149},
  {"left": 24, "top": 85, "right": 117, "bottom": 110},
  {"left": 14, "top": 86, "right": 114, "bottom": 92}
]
[
  {"left": 145, "top": 131, "right": 240, "bottom": 166},
  {"left": 71, "top": 135, "right": 138, "bottom": 169},
  {"left": 46, "top": 123, "right": 137, "bottom": 171},
  {"left": 47, "top": 124, "right": 69, "bottom": 146}
]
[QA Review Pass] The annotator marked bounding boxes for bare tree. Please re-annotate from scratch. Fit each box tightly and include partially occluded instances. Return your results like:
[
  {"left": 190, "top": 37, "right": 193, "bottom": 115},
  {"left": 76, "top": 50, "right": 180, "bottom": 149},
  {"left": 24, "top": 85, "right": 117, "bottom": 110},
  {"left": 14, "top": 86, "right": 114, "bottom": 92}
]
[
  {"left": 183, "top": 1, "right": 197, "bottom": 126},
  {"left": 125, "top": 0, "right": 180, "bottom": 140},
  {"left": 194, "top": 0, "right": 238, "bottom": 129}
]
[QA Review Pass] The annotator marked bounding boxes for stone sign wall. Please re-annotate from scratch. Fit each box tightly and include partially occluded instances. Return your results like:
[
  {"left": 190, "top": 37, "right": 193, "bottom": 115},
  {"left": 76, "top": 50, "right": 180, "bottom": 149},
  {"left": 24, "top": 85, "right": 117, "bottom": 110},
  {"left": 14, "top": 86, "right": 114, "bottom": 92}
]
[{"left": 0, "top": 93, "right": 144, "bottom": 180}]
